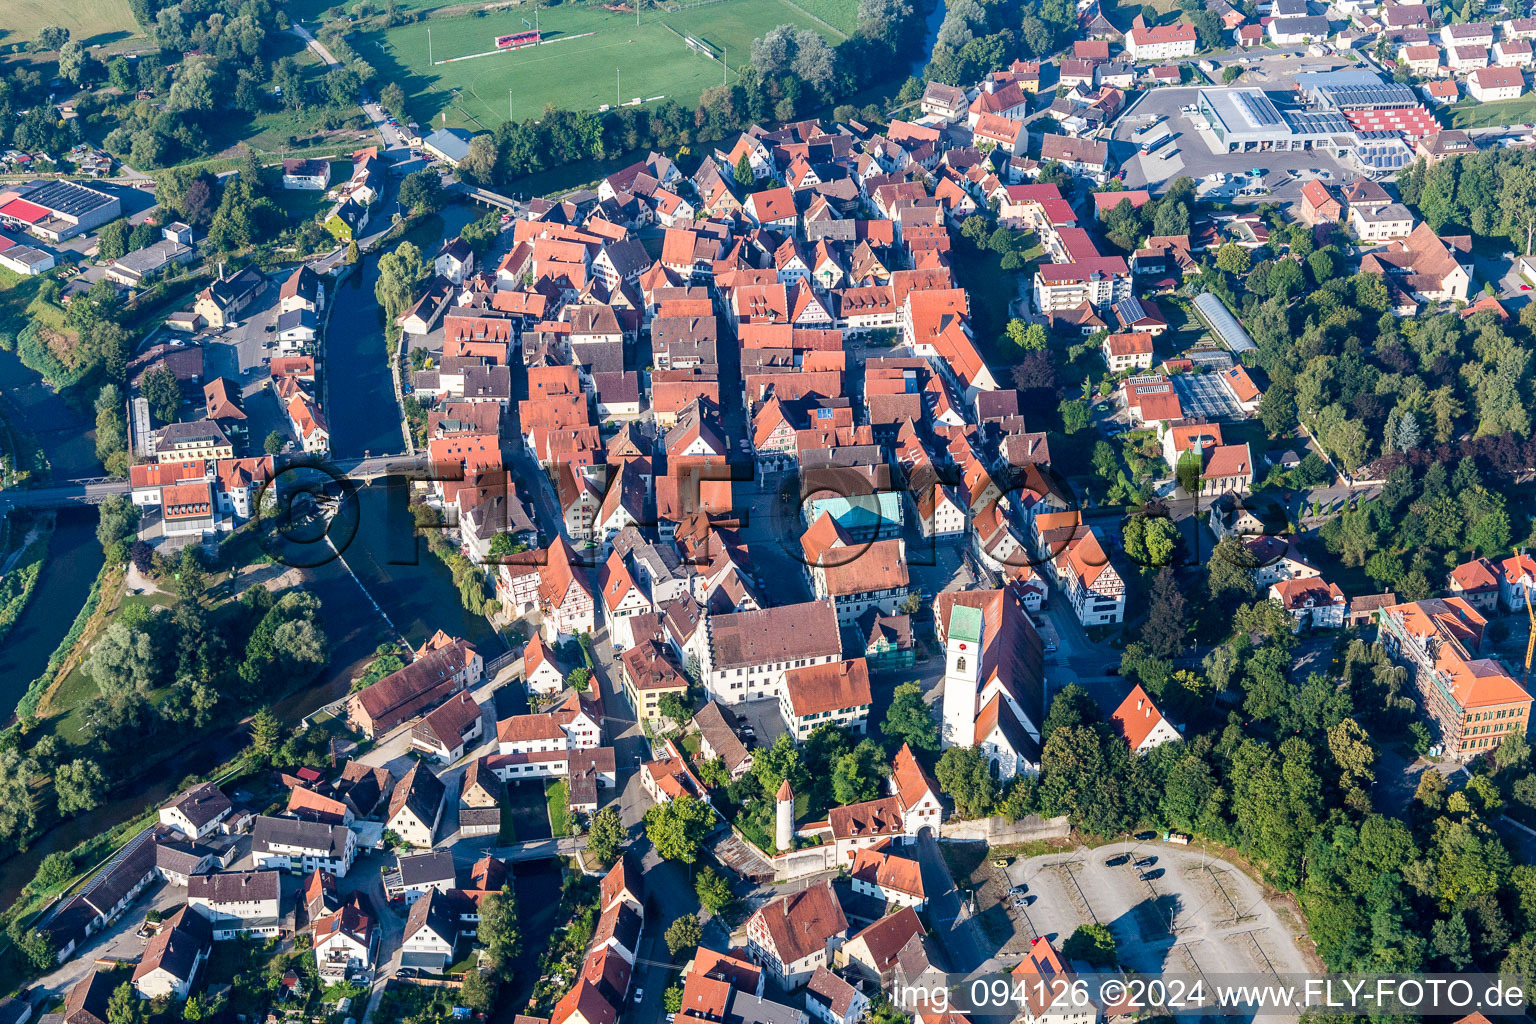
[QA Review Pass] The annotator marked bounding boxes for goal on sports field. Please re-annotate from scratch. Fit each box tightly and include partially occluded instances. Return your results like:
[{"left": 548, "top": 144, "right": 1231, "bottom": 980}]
[{"left": 683, "top": 34, "right": 721, "bottom": 61}]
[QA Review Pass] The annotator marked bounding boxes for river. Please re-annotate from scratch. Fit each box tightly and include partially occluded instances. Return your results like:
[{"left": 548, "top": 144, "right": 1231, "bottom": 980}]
[
  {"left": 311, "top": 201, "right": 505, "bottom": 657},
  {"left": 0, "top": 340, "right": 106, "bottom": 723},
  {"left": 911, "top": 0, "right": 948, "bottom": 79},
  {"left": 0, "top": 511, "right": 104, "bottom": 720}
]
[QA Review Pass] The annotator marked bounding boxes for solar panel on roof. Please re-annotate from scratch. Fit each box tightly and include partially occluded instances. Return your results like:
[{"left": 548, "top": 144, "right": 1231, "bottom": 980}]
[
  {"left": 1235, "top": 91, "right": 1282, "bottom": 127},
  {"left": 23, "top": 180, "right": 114, "bottom": 218}
]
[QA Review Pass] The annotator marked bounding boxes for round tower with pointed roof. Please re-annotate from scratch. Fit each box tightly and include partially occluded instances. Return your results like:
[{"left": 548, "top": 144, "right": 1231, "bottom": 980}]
[{"left": 775, "top": 779, "right": 794, "bottom": 852}]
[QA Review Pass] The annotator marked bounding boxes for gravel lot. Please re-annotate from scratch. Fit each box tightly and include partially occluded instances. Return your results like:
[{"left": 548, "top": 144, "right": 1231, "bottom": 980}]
[{"left": 965, "top": 839, "right": 1315, "bottom": 977}]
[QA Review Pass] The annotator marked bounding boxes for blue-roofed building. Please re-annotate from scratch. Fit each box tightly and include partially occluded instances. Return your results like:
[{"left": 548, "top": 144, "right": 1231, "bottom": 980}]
[
  {"left": 803, "top": 492, "right": 904, "bottom": 540},
  {"left": 422, "top": 128, "right": 473, "bottom": 167}
]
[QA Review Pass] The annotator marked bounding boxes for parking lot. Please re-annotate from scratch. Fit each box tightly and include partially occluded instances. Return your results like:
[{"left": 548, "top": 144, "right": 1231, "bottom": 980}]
[
  {"left": 1173, "top": 373, "right": 1248, "bottom": 422},
  {"left": 1115, "top": 85, "right": 1353, "bottom": 196},
  {"left": 982, "top": 839, "right": 1315, "bottom": 977}
]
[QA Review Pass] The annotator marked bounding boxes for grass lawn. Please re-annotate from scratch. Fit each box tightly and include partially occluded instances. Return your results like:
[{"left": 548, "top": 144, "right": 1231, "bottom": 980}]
[
  {"left": 358, "top": 0, "right": 848, "bottom": 129},
  {"left": 546, "top": 779, "right": 572, "bottom": 838},
  {"left": 44, "top": 588, "right": 175, "bottom": 744},
  {"left": 678, "top": 732, "right": 701, "bottom": 759},
  {"left": 774, "top": 0, "right": 855, "bottom": 36},
  {"left": 1449, "top": 96, "right": 1536, "bottom": 129},
  {"left": 3, "top": 0, "right": 141, "bottom": 46},
  {"left": 275, "top": 172, "right": 343, "bottom": 223}
]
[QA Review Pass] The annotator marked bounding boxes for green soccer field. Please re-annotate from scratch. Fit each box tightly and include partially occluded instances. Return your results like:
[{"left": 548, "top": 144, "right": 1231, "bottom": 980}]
[{"left": 358, "top": 0, "right": 853, "bottom": 130}]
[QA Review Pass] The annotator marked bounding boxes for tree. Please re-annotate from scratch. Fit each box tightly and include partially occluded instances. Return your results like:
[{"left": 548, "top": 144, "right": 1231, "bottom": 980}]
[
  {"left": 34, "top": 849, "right": 76, "bottom": 890},
  {"left": 587, "top": 806, "right": 625, "bottom": 866},
  {"left": 380, "top": 82, "right": 406, "bottom": 118},
  {"left": 460, "top": 135, "right": 499, "bottom": 186},
  {"left": 665, "top": 914, "right": 703, "bottom": 956},
  {"left": 248, "top": 708, "right": 284, "bottom": 766},
  {"left": 58, "top": 41, "right": 88, "bottom": 86},
  {"left": 87, "top": 622, "right": 158, "bottom": 694},
  {"left": 375, "top": 240, "right": 428, "bottom": 325},
  {"left": 97, "top": 219, "right": 132, "bottom": 261},
  {"left": 478, "top": 885, "right": 521, "bottom": 977},
  {"left": 264, "top": 430, "right": 286, "bottom": 455},
  {"left": 141, "top": 364, "right": 182, "bottom": 424},
  {"left": 644, "top": 794, "right": 714, "bottom": 864},
  {"left": 695, "top": 865, "right": 733, "bottom": 913},
  {"left": 880, "top": 681, "right": 938, "bottom": 751},
  {"left": 273, "top": 618, "right": 327, "bottom": 668},
  {"left": 1143, "top": 566, "right": 1188, "bottom": 660},
  {"left": 55, "top": 758, "right": 106, "bottom": 815},
  {"left": 735, "top": 152, "right": 755, "bottom": 187},
  {"left": 567, "top": 666, "right": 591, "bottom": 692},
  {"left": 1043, "top": 683, "right": 1099, "bottom": 741},
  {"left": 1005, "top": 318, "right": 1048, "bottom": 352},
  {"left": 459, "top": 971, "right": 497, "bottom": 1014},
  {"left": 1215, "top": 242, "right": 1251, "bottom": 275},
  {"left": 1059, "top": 398, "right": 1090, "bottom": 434},
  {"left": 1122, "top": 514, "right": 1179, "bottom": 568},
  {"left": 106, "top": 982, "right": 142, "bottom": 1024},
  {"left": 37, "top": 25, "right": 70, "bottom": 51},
  {"left": 399, "top": 168, "right": 444, "bottom": 215},
  {"left": 658, "top": 692, "right": 691, "bottom": 730},
  {"left": 935, "top": 745, "right": 998, "bottom": 818},
  {"left": 1222, "top": 64, "right": 1244, "bottom": 82},
  {"left": 832, "top": 740, "right": 887, "bottom": 805},
  {"left": 1063, "top": 922, "right": 1118, "bottom": 965},
  {"left": 5, "top": 918, "right": 53, "bottom": 972}
]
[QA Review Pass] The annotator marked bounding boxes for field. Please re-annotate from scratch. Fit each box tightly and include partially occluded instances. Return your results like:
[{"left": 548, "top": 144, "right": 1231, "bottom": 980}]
[
  {"left": 1450, "top": 95, "right": 1536, "bottom": 129},
  {"left": 357, "top": 0, "right": 853, "bottom": 129},
  {"left": 773, "top": 0, "right": 856, "bottom": 36},
  {"left": 1, "top": 0, "right": 140, "bottom": 46}
]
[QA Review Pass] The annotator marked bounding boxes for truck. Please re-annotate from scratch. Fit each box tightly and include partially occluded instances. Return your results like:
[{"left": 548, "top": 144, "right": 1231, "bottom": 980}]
[{"left": 1139, "top": 128, "right": 1173, "bottom": 155}]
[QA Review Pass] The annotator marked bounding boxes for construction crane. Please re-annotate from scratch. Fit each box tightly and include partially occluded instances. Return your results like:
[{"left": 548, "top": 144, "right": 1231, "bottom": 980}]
[{"left": 1524, "top": 582, "right": 1534, "bottom": 687}]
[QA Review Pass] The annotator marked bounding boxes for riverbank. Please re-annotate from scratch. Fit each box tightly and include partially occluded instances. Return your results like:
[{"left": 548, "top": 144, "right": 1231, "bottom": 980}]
[{"left": 0, "top": 522, "right": 49, "bottom": 646}]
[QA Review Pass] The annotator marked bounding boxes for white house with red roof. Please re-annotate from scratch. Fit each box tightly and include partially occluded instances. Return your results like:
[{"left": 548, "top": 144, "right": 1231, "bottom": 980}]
[
  {"left": 1011, "top": 937, "right": 1098, "bottom": 1024},
  {"left": 1124, "top": 15, "right": 1197, "bottom": 59},
  {"left": 1270, "top": 577, "right": 1346, "bottom": 630},
  {"left": 848, "top": 840, "right": 926, "bottom": 908},
  {"left": 1468, "top": 66, "right": 1526, "bottom": 101},
  {"left": 1101, "top": 332, "right": 1154, "bottom": 373},
  {"left": 1110, "top": 685, "right": 1182, "bottom": 753},
  {"left": 523, "top": 632, "right": 567, "bottom": 695}
]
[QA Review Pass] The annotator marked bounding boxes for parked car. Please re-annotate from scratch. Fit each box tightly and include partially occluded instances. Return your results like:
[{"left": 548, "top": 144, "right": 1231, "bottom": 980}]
[
  {"left": 1140, "top": 869, "right": 1164, "bottom": 881},
  {"left": 1008, "top": 885, "right": 1028, "bottom": 895},
  {"left": 1105, "top": 854, "right": 1129, "bottom": 867},
  {"left": 1135, "top": 856, "right": 1157, "bottom": 868},
  {"left": 633, "top": 990, "right": 645, "bottom": 1005}
]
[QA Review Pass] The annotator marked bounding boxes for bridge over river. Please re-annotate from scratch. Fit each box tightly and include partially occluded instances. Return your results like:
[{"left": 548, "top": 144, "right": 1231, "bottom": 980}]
[{"left": 0, "top": 453, "right": 426, "bottom": 512}]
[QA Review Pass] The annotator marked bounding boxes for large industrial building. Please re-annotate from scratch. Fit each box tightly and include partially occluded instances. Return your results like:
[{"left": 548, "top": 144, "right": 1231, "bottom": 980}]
[
  {"left": 1194, "top": 68, "right": 1443, "bottom": 172},
  {"left": 1195, "top": 88, "right": 1351, "bottom": 152},
  {"left": 0, "top": 179, "right": 121, "bottom": 241}
]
